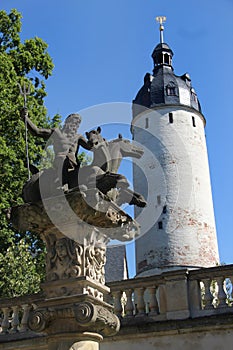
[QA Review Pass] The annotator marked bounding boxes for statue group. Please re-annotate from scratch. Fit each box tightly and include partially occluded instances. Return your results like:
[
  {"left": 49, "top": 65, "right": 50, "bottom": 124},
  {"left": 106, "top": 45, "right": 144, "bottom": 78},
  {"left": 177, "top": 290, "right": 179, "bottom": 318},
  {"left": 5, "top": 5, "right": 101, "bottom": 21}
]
[
  {"left": 8, "top": 109, "right": 147, "bottom": 298},
  {"left": 21, "top": 109, "right": 146, "bottom": 208},
  {"left": 7, "top": 109, "right": 145, "bottom": 345}
]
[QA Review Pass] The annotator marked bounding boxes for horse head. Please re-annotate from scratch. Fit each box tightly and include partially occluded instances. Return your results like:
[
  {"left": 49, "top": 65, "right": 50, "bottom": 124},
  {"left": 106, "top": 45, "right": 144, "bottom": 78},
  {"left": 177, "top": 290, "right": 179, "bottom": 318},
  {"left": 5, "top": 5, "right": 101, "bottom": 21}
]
[
  {"left": 85, "top": 127, "right": 111, "bottom": 172},
  {"left": 86, "top": 126, "right": 105, "bottom": 149},
  {"left": 111, "top": 134, "right": 144, "bottom": 159}
]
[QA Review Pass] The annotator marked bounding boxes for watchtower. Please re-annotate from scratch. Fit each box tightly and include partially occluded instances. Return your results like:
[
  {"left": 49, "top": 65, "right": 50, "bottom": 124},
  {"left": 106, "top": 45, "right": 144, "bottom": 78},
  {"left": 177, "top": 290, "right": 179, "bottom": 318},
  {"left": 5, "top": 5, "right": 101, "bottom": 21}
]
[{"left": 132, "top": 17, "right": 219, "bottom": 276}]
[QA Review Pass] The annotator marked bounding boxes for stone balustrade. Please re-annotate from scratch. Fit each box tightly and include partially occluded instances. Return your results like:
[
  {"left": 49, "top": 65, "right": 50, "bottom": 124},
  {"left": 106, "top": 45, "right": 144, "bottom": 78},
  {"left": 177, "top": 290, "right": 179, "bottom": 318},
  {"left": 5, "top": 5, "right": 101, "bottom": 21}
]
[
  {"left": 0, "top": 265, "right": 232, "bottom": 342},
  {"left": 0, "top": 293, "right": 43, "bottom": 336},
  {"left": 188, "top": 264, "right": 233, "bottom": 317},
  {"left": 107, "top": 274, "right": 166, "bottom": 320},
  {"left": 107, "top": 265, "right": 233, "bottom": 320}
]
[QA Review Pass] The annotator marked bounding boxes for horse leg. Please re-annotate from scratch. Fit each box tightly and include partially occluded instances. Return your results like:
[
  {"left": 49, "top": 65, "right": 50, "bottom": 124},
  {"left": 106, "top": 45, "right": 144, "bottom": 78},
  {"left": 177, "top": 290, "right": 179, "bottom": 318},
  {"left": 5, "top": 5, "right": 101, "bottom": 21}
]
[
  {"left": 115, "top": 174, "right": 130, "bottom": 189},
  {"left": 95, "top": 173, "right": 118, "bottom": 194},
  {"left": 94, "top": 172, "right": 129, "bottom": 194},
  {"left": 116, "top": 188, "right": 147, "bottom": 207}
]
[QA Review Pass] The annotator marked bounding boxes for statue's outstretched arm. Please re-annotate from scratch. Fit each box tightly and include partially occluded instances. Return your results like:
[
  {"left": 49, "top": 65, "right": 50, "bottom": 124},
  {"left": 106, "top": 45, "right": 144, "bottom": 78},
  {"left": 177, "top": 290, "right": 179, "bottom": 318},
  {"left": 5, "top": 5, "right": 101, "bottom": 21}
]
[
  {"left": 78, "top": 135, "right": 92, "bottom": 150},
  {"left": 20, "top": 108, "right": 53, "bottom": 139}
]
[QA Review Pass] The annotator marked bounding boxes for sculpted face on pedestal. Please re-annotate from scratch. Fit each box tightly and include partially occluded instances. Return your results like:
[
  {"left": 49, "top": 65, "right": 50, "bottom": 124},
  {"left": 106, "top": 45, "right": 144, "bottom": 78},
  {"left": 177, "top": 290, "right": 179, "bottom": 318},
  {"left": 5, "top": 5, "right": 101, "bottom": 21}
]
[
  {"left": 94, "top": 246, "right": 106, "bottom": 266},
  {"left": 55, "top": 239, "right": 68, "bottom": 260}
]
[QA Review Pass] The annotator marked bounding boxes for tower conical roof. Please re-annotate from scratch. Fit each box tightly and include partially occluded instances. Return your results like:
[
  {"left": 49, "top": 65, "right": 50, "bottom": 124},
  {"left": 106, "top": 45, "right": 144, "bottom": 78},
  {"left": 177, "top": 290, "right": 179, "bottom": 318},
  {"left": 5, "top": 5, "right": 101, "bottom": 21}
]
[{"left": 132, "top": 24, "right": 202, "bottom": 118}]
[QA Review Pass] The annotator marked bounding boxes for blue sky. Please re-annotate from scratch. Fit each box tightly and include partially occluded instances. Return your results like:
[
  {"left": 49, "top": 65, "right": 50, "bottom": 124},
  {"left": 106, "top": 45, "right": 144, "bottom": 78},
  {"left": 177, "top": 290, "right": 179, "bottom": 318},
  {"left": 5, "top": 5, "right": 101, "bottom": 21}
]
[{"left": 1, "top": 0, "right": 233, "bottom": 274}]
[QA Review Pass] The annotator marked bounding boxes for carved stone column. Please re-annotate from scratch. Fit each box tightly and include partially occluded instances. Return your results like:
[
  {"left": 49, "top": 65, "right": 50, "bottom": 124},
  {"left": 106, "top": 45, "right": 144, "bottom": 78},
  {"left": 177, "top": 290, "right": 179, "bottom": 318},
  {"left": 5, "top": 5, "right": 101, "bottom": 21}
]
[{"left": 9, "top": 188, "right": 139, "bottom": 349}]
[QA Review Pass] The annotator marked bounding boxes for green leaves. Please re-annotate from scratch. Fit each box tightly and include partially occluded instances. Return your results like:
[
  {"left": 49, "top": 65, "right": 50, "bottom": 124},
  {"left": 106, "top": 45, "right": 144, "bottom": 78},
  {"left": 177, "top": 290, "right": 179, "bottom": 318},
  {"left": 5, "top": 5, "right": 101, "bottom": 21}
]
[
  {"left": 0, "top": 9, "right": 57, "bottom": 297},
  {"left": 0, "top": 9, "right": 21, "bottom": 51},
  {"left": 10, "top": 37, "right": 54, "bottom": 79},
  {"left": 0, "top": 239, "right": 44, "bottom": 297}
]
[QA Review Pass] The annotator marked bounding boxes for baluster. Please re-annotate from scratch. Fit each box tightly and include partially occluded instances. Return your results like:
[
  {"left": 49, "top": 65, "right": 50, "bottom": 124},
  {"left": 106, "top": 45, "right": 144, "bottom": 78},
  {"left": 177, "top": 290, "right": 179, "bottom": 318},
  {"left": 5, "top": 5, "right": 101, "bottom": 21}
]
[
  {"left": 20, "top": 304, "right": 31, "bottom": 332},
  {"left": 135, "top": 288, "right": 145, "bottom": 316},
  {"left": 148, "top": 286, "right": 159, "bottom": 315},
  {"left": 230, "top": 276, "right": 233, "bottom": 306},
  {"left": 1, "top": 307, "right": 10, "bottom": 334},
  {"left": 112, "top": 291, "right": 123, "bottom": 317},
  {"left": 125, "top": 289, "right": 134, "bottom": 317},
  {"left": 225, "top": 276, "right": 233, "bottom": 307},
  {"left": 202, "top": 278, "right": 213, "bottom": 309},
  {"left": 216, "top": 276, "right": 227, "bottom": 308},
  {"left": 157, "top": 284, "right": 167, "bottom": 316},
  {"left": 11, "top": 305, "right": 19, "bottom": 333}
]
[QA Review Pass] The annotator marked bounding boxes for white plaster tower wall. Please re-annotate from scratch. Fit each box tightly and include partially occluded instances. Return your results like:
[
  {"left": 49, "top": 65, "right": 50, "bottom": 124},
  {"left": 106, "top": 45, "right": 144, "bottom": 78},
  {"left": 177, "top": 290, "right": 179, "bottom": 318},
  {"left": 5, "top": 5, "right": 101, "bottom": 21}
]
[
  {"left": 132, "top": 105, "right": 219, "bottom": 276},
  {"left": 132, "top": 18, "right": 219, "bottom": 276}
]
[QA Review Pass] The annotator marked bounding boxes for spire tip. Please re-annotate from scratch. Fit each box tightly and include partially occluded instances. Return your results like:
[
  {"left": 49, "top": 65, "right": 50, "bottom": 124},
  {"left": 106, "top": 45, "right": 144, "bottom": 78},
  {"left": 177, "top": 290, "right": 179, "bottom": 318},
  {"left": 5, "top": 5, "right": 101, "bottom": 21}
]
[{"left": 156, "top": 16, "right": 166, "bottom": 43}]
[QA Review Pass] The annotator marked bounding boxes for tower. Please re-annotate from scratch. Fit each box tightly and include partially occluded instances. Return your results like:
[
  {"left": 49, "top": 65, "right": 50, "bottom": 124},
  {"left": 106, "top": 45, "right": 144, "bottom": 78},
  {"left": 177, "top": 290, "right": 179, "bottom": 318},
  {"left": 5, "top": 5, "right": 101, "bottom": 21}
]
[{"left": 132, "top": 17, "right": 219, "bottom": 276}]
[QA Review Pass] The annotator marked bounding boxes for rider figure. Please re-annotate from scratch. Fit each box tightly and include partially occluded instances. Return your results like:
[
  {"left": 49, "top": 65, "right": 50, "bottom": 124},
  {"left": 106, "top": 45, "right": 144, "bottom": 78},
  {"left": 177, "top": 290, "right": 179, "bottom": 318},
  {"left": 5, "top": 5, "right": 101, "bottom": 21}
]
[{"left": 20, "top": 108, "right": 91, "bottom": 190}]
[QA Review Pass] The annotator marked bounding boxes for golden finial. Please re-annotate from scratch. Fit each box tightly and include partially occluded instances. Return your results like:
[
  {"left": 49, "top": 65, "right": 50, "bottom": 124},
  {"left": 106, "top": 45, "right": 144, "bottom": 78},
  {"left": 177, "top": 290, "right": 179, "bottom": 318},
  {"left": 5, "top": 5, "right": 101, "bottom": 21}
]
[{"left": 156, "top": 16, "right": 166, "bottom": 43}]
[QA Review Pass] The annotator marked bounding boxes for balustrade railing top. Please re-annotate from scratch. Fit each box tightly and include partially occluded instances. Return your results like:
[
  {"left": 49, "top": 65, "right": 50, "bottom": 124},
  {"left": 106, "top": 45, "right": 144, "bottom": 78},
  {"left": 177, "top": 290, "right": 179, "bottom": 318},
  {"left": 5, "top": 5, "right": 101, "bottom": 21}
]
[
  {"left": 1, "top": 265, "right": 232, "bottom": 339},
  {"left": 0, "top": 293, "right": 44, "bottom": 336},
  {"left": 107, "top": 265, "right": 233, "bottom": 319}
]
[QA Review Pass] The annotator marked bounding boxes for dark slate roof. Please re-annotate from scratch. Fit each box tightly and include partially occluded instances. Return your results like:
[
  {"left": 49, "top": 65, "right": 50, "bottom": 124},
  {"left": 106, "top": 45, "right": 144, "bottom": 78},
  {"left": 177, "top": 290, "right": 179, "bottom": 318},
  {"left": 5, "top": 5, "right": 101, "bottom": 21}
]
[
  {"left": 152, "top": 42, "right": 174, "bottom": 57},
  {"left": 132, "top": 43, "right": 202, "bottom": 119},
  {"left": 105, "top": 245, "right": 128, "bottom": 283}
]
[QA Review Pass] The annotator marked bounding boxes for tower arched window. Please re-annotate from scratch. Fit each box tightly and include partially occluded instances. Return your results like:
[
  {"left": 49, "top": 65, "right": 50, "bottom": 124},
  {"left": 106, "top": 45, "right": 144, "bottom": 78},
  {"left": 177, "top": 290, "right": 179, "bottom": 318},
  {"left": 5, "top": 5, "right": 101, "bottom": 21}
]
[
  {"left": 166, "top": 81, "right": 177, "bottom": 96},
  {"left": 169, "top": 113, "right": 173, "bottom": 123},
  {"left": 192, "top": 116, "right": 196, "bottom": 127},
  {"left": 158, "top": 221, "right": 163, "bottom": 229},
  {"left": 164, "top": 53, "right": 170, "bottom": 65}
]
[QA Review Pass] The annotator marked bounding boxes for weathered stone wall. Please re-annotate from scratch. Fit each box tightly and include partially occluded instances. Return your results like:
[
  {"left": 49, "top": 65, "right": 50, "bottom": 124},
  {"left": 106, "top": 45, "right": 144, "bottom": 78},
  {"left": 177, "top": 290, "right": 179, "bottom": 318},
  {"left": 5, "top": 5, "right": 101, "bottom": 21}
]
[
  {"left": 1, "top": 317, "right": 232, "bottom": 350},
  {"left": 1, "top": 266, "right": 232, "bottom": 350},
  {"left": 101, "top": 326, "right": 233, "bottom": 350},
  {"left": 132, "top": 106, "right": 219, "bottom": 276}
]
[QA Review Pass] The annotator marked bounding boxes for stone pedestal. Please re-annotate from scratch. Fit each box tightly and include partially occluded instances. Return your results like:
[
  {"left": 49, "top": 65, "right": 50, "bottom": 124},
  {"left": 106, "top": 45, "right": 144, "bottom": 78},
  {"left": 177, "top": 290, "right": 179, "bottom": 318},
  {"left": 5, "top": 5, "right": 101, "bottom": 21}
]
[
  {"left": 28, "top": 293, "right": 119, "bottom": 350},
  {"left": 9, "top": 188, "right": 139, "bottom": 349}
]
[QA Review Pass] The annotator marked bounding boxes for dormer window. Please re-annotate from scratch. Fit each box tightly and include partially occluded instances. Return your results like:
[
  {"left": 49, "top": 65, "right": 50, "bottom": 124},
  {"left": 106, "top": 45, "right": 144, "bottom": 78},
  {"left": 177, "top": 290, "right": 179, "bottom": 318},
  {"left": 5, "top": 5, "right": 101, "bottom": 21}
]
[
  {"left": 191, "top": 89, "right": 197, "bottom": 103},
  {"left": 167, "top": 86, "right": 176, "bottom": 95},
  {"left": 166, "top": 82, "right": 177, "bottom": 96}
]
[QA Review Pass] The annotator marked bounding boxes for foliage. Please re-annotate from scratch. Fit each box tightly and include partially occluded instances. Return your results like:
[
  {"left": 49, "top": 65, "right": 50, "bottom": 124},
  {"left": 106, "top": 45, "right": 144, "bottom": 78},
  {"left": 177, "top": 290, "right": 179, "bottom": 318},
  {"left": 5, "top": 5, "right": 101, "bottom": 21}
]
[
  {"left": 0, "top": 10, "right": 90, "bottom": 298},
  {"left": 0, "top": 239, "right": 43, "bottom": 297},
  {"left": 79, "top": 151, "right": 92, "bottom": 166},
  {"left": 0, "top": 9, "right": 56, "bottom": 297}
]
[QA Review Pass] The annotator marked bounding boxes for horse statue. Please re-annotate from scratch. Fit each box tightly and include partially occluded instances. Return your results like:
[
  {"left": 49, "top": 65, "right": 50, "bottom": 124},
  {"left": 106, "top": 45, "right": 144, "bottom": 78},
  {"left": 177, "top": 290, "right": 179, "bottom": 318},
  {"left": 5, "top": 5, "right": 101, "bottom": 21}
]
[
  {"left": 79, "top": 127, "right": 146, "bottom": 207},
  {"left": 108, "top": 133, "right": 144, "bottom": 173},
  {"left": 22, "top": 127, "right": 146, "bottom": 208},
  {"left": 108, "top": 133, "right": 145, "bottom": 205}
]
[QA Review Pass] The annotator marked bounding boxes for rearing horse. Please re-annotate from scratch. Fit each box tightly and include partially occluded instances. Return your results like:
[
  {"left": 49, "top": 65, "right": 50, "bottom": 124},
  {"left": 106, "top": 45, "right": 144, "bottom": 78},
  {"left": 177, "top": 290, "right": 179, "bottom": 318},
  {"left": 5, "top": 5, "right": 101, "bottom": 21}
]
[
  {"left": 83, "top": 127, "right": 146, "bottom": 207},
  {"left": 22, "top": 127, "right": 146, "bottom": 208},
  {"left": 108, "top": 133, "right": 144, "bottom": 173},
  {"left": 79, "top": 127, "right": 127, "bottom": 193}
]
